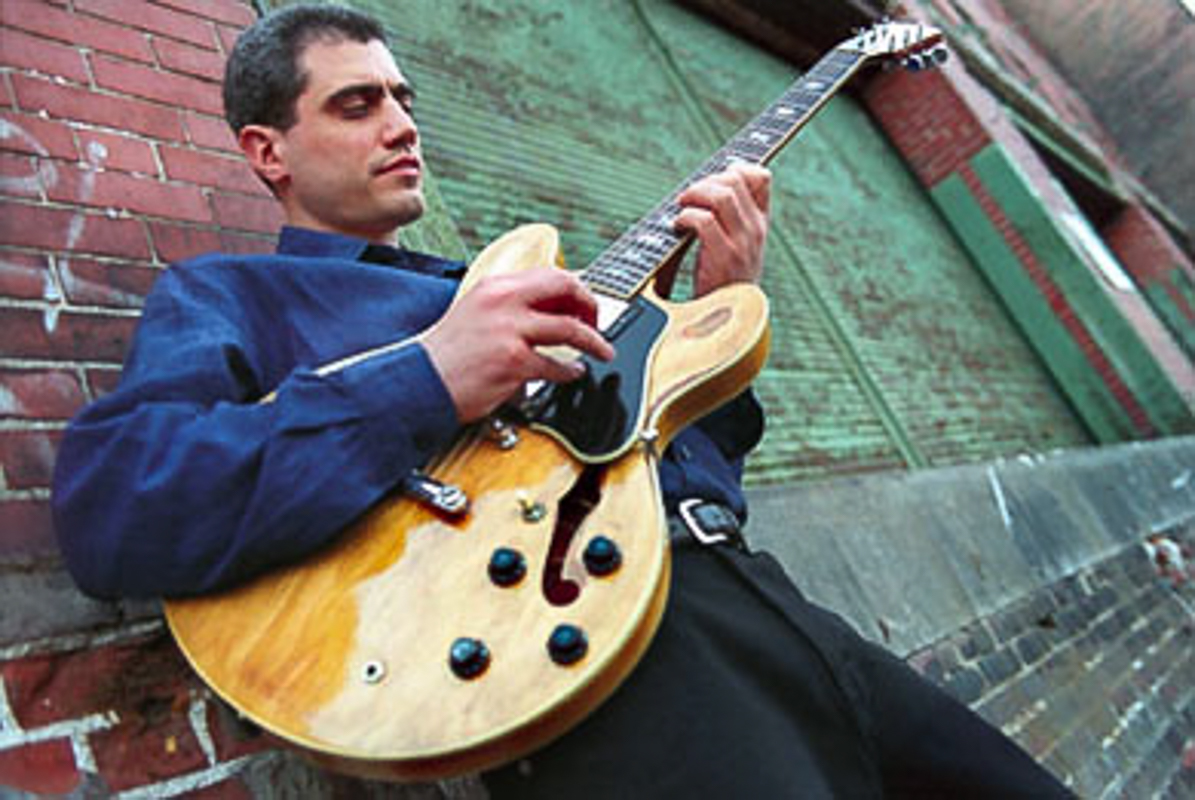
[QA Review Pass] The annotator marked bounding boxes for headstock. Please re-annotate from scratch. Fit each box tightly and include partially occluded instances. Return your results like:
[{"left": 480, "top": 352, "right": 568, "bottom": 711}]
[{"left": 842, "top": 20, "right": 949, "bottom": 72}]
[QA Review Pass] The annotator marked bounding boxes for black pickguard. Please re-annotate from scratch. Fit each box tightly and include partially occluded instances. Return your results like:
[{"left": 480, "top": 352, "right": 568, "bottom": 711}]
[{"left": 520, "top": 296, "right": 667, "bottom": 461}]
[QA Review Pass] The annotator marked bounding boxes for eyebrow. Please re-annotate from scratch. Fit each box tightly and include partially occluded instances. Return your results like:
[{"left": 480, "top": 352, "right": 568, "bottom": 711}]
[{"left": 325, "top": 80, "right": 416, "bottom": 109}]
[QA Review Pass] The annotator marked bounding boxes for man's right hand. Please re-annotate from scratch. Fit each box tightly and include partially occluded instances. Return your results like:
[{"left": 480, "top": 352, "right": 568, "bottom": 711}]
[{"left": 421, "top": 268, "right": 615, "bottom": 423}]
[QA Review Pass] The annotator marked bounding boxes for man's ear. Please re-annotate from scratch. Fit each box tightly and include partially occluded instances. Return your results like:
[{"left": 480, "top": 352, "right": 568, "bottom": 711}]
[{"left": 238, "top": 125, "right": 288, "bottom": 193}]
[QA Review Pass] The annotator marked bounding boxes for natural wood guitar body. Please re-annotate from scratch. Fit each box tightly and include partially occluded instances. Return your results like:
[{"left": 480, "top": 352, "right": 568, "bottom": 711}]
[{"left": 165, "top": 224, "right": 770, "bottom": 780}]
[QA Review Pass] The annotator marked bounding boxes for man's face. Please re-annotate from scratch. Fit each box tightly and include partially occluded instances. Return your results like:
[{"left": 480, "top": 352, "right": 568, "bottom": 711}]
[{"left": 270, "top": 38, "right": 425, "bottom": 242}]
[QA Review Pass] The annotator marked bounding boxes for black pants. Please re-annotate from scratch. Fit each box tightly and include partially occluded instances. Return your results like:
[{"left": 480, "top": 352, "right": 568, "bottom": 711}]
[{"left": 484, "top": 543, "right": 1072, "bottom": 798}]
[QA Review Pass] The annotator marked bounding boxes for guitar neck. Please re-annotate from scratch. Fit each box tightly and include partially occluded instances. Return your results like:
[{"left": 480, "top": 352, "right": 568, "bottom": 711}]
[{"left": 580, "top": 46, "right": 867, "bottom": 301}]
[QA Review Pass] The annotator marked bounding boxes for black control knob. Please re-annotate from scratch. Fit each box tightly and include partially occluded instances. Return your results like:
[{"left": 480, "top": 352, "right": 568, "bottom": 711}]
[
  {"left": 547, "top": 624, "right": 588, "bottom": 666},
  {"left": 488, "top": 547, "right": 527, "bottom": 587},
  {"left": 583, "top": 536, "right": 622, "bottom": 577},
  {"left": 449, "top": 637, "right": 490, "bottom": 680}
]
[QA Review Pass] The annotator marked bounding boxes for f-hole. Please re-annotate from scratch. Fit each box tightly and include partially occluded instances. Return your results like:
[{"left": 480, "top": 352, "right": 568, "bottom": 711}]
[{"left": 542, "top": 465, "right": 605, "bottom": 606}]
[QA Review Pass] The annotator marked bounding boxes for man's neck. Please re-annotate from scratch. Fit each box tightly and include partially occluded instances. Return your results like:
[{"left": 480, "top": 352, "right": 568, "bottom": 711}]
[{"left": 282, "top": 212, "right": 402, "bottom": 247}]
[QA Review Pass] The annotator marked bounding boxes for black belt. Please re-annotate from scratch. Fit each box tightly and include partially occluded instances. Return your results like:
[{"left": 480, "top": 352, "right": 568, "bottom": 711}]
[{"left": 668, "top": 499, "right": 747, "bottom": 550}]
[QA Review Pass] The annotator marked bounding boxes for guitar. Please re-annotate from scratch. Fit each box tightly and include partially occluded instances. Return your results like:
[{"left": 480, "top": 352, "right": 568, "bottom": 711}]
[{"left": 165, "top": 21, "right": 946, "bottom": 781}]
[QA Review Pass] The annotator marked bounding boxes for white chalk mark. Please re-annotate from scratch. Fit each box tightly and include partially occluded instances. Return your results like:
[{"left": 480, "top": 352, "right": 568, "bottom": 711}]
[
  {"left": 0, "top": 384, "right": 16, "bottom": 416},
  {"left": 987, "top": 466, "right": 1013, "bottom": 531},
  {"left": 42, "top": 270, "right": 61, "bottom": 333},
  {"left": 0, "top": 118, "right": 59, "bottom": 196},
  {"left": 114, "top": 755, "right": 259, "bottom": 799},
  {"left": 188, "top": 693, "right": 219, "bottom": 766}
]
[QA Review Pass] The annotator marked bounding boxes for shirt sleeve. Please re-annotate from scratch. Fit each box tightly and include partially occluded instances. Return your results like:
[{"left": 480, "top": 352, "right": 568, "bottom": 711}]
[{"left": 51, "top": 268, "right": 459, "bottom": 599}]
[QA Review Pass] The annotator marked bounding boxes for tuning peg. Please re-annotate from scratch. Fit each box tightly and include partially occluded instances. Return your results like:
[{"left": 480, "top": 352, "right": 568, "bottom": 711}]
[
  {"left": 903, "top": 54, "right": 929, "bottom": 71},
  {"left": 931, "top": 46, "right": 950, "bottom": 65}
]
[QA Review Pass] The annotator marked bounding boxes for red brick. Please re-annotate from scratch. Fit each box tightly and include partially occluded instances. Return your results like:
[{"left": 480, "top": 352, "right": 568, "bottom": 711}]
[
  {"left": 0, "top": 1, "right": 154, "bottom": 63},
  {"left": 46, "top": 164, "right": 212, "bottom": 223},
  {"left": 2, "top": 634, "right": 186, "bottom": 727},
  {"left": 0, "top": 428, "right": 64, "bottom": 489},
  {"left": 863, "top": 68, "right": 988, "bottom": 187},
  {"left": 91, "top": 53, "right": 223, "bottom": 116},
  {"left": 0, "top": 111, "right": 79, "bottom": 160},
  {"left": 60, "top": 257, "right": 159, "bottom": 308},
  {"left": 12, "top": 73, "right": 185, "bottom": 142},
  {"left": 210, "top": 191, "right": 284, "bottom": 234},
  {"left": 0, "top": 151, "right": 47, "bottom": 198},
  {"left": 0, "top": 25, "right": 90, "bottom": 84},
  {"left": 160, "top": 145, "right": 262, "bottom": 194},
  {"left": 0, "top": 250, "right": 51, "bottom": 300},
  {"left": 91, "top": 718, "right": 208, "bottom": 792},
  {"left": 2, "top": 636, "right": 208, "bottom": 793},
  {"left": 74, "top": 130, "right": 158, "bottom": 175},
  {"left": 184, "top": 111, "right": 238, "bottom": 153},
  {"left": 0, "top": 201, "right": 151, "bottom": 259},
  {"left": 86, "top": 367, "right": 122, "bottom": 398},
  {"left": 76, "top": 0, "right": 218, "bottom": 49},
  {"left": 0, "top": 368, "right": 87, "bottom": 419},
  {"left": 0, "top": 498, "right": 58, "bottom": 563},
  {"left": 148, "top": 220, "right": 220, "bottom": 263},
  {"left": 155, "top": 0, "right": 256, "bottom": 29},
  {"left": 0, "top": 738, "right": 80, "bottom": 795},
  {"left": 153, "top": 36, "right": 226, "bottom": 82},
  {"left": 1103, "top": 204, "right": 1194, "bottom": 284},
  {"left": 215, "top": 23, "right": 242, "bottom": 56},
  {"left": 0, "top": 306, "right": 138, "bottom": 362}
]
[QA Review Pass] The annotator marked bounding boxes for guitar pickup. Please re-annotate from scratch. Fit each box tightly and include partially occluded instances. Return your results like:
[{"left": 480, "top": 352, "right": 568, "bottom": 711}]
[{"left": 401, "top": 471, "right": 470, "bottom": 517}]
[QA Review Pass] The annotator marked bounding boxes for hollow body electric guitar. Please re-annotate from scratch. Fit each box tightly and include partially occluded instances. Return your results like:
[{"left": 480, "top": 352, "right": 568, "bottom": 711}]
[{"left": 165, "top": 22, "right": 945, "bottom": 781}]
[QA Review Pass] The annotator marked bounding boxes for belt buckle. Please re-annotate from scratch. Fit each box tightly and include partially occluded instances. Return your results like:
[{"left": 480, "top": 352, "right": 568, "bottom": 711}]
[{"left": 677, "top": 498, "right": 733, "bottom": 546}]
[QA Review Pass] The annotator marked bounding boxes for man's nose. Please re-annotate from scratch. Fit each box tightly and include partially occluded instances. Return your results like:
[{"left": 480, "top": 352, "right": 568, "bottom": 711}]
[{"left": 381, "top": 97, "right": 418, "bottom": 148}]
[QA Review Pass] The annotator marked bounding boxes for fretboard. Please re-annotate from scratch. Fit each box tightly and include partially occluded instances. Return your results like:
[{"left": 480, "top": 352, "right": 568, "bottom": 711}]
[{"left": 580, "top": 47, "right": 866, "bottom": 300}]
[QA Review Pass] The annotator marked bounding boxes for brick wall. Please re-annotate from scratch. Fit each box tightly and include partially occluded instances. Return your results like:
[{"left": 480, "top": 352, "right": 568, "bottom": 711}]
[
  {"left": 0, "top": 0, "right": 283, "bottom": 586},
  {"left": 0, "top": 0, "right": 290, "bottom": 794},
  {"left": 909, "top": 525, "right": 1195, "bottom": 798}
]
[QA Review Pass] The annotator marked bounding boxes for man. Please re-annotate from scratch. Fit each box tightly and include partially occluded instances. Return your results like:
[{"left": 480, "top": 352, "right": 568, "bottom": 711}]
[{"left": 53, "top": 4, "right": 1070, "bottom": 798}]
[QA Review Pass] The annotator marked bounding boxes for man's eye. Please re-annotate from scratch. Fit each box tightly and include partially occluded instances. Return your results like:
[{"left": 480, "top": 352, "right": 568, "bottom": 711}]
[{"left": 342, "top": 103, "right": 370, "bottom": 118}]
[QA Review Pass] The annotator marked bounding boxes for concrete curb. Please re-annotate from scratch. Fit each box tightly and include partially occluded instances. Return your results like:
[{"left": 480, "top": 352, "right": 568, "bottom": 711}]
[{"left": 744, "top": 436, "right": 1195, "bottom": 654}]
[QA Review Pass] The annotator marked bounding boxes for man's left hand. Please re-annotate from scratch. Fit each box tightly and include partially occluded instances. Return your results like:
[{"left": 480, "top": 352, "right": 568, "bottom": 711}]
[{"left": 671, "top": 163, "right": 771, "bottom": 298}]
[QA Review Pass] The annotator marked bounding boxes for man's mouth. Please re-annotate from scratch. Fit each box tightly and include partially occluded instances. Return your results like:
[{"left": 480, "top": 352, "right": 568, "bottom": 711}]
[{"left": 376, "top": 155, "right": 421, "bottom": 178}]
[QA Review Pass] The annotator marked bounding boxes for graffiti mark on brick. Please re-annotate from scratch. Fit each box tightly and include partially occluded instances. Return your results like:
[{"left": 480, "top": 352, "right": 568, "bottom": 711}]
[{"left": 0, "top": 120, "right": 112, "bottom": 333}]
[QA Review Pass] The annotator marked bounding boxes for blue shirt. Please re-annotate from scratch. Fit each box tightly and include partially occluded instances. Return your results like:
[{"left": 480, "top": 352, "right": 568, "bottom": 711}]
[{"left": 52, "top": 227, "right": 763, "bottom": 598}]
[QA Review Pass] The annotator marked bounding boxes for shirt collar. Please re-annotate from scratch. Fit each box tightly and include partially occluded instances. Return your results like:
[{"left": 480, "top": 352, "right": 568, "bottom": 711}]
[{"left": 275, "top": 225, "right": 466, "bottom": 279}]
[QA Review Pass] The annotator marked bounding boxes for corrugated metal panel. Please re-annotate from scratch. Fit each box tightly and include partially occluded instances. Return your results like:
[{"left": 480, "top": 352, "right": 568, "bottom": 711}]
[{"left": 350, "top": 0, "right": 1090, "bottom": 482}]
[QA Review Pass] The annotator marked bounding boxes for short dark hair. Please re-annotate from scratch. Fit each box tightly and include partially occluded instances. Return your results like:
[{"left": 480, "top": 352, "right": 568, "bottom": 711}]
[{"left": 223, "top": 3, "right": 388, "bottom": 134}]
